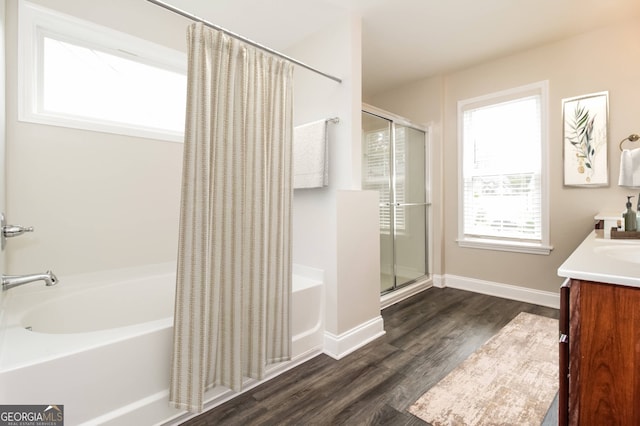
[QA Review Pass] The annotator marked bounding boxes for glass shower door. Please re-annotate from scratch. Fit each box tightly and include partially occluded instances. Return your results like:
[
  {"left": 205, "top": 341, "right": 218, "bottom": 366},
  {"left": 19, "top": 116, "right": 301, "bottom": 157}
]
[
  {"left": 362, "top": 111, "right": 429, "bottom": 294},
  {"left": 362, "top": 112, "right": 395, "bottom": 293},
  {"left": 393, "top": 124, "right": 427, "bottom": 287}
]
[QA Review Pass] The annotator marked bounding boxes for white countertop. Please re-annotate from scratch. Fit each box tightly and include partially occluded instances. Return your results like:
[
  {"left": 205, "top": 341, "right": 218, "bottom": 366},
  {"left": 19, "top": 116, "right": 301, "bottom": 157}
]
[{"left": 558, "top": 230, "right": 640, "bottom": 288}]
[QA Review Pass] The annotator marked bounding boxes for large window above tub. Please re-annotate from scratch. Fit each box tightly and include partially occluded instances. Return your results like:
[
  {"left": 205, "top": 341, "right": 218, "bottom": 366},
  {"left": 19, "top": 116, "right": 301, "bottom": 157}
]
[
  {"left": 18, "top": 1, "right": 187, "bottom": 142},
  {"left": 457, "top": 81, "right": 552, "bottom": 255}
]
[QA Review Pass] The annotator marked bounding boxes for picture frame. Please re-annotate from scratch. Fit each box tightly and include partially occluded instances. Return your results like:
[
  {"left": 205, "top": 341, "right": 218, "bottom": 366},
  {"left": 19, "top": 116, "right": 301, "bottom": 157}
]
[{"left": 562, "top": 91, "right": 609, "bottom": 187}]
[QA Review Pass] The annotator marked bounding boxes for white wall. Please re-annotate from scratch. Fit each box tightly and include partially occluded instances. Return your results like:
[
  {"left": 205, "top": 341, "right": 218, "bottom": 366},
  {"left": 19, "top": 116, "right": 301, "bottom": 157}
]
[
  {"left": 287, "top": 16, "right": 382, "bottom": 340},
  {"left": 0, "top": 0, "right": 8, "bottom": 353},
  {"left": 5, "top": 0, "right": 381, "bottom": 346},
  {"left": 5, "top": 0, "right": 187, "bottom": 276}
]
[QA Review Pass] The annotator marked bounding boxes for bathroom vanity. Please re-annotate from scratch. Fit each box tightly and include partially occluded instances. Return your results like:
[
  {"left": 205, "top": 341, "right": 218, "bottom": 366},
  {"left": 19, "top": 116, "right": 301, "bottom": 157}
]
[{"left": 558, "top": 231, "right": 640, "bottom": 425}]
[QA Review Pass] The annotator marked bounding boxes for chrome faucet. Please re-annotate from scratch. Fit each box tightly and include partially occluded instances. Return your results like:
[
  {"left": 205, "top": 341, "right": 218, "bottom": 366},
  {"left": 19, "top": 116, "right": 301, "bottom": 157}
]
[{"left": 2, "top": 270, "right": 59, "bottom": 291}]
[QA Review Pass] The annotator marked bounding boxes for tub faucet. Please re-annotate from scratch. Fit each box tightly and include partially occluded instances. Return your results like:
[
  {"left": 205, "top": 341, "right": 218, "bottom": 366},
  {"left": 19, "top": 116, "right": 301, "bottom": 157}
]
[{"left": 2, "top": 270, "right": 58, "bottom": 291}]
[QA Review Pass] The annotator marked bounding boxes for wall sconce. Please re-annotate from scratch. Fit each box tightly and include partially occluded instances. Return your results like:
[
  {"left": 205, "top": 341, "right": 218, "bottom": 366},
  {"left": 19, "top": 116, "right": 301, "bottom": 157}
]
[{"left": 619, "top": 134, "right": 640, "bottom": 151}]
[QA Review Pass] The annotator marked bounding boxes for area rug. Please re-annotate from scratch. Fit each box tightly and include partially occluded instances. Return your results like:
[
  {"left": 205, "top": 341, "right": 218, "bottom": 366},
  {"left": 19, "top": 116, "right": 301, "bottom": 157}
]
[{"left": 408, "top": 312, "right": 558, "bottom": 426}]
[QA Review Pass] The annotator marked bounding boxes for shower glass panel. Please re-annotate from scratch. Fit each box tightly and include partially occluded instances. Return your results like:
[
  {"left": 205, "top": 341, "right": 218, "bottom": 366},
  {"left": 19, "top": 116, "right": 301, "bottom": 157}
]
[
  {"left": 362, "top": 109, "right": 429, "bottom": 294},
  {"left": 362, "top": 112, "right": 395, "bottom": 293},
  {"left": 393, "top": 124, "right": 427, "bottom": 286}
]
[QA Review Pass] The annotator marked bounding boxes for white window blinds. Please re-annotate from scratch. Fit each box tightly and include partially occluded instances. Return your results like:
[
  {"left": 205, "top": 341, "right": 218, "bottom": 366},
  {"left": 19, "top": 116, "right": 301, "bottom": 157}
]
[
  {"left": 362, "top": 126, "right": 406, "bottom": 231},
  {"left": 458, "top": 82, "right": 551, "bottom": 254},
  {"left": 363, "top": 129, "right": 391, "bottom": 229}
]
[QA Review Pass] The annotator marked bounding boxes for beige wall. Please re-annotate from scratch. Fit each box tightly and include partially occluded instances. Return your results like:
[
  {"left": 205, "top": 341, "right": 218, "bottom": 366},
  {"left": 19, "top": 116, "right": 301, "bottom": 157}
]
[{"left": 370, "top": 17, "right": 640, "bottom": 294}]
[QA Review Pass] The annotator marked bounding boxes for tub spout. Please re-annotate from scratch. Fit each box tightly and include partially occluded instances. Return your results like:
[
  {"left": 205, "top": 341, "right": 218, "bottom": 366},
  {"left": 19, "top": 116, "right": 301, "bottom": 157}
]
[{"left": 2, "top": 270, "right": 58, "bottom": 291}]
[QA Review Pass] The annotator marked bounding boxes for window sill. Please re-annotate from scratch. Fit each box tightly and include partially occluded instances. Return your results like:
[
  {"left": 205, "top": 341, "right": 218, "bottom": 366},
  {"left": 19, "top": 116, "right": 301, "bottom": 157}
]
[
  {"left": 19, "top": 111, "right": 184, "bottom": 143},
  {"left": 457, "top": 237, "right": 553, "bottom": 255}
]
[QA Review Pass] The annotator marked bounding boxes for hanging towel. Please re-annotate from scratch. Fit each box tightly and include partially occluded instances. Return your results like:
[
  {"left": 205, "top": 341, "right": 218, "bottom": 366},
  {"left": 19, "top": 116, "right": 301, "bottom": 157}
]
[
  {"left": 293, "top": 119, "right": 328, "bottom": 189},
  {"left": 618, "top": 148, "right": 640, "bottom": 187}
]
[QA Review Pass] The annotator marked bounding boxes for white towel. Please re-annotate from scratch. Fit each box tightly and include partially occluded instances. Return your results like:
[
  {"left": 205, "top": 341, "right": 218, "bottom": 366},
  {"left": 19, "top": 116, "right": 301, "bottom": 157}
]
[
  {"left": 618, "top": 148, "right": 640, "bottom": 187},
  {"left": 293, "top": 119, "right": 328, "bottom": 189}
]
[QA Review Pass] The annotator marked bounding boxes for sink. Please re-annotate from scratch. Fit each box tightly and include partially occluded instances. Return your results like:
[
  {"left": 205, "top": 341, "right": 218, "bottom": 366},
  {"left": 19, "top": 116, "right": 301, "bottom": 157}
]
[
  {"left": 593, "top": 245, "right": 640, "bottom": 264},
  {"left": 558, "top": 232, "right": 640, "bottom": 288}
]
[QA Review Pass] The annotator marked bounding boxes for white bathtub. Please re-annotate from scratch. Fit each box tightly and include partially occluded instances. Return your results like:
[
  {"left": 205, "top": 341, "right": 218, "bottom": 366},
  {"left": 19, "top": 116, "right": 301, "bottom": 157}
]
[{"left": 0, "top": 262, "right": 324, "bottom": 426}]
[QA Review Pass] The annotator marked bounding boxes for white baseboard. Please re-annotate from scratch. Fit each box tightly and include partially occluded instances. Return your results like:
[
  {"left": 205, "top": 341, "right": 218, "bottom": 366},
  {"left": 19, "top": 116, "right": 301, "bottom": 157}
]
[
  {"left": 323, "top": 315, "right": 385, "bottom": 360},
  {"left": 432, "top": 274, "right": 445, "bottom": 288},
  {"left": 443, "top": 274, "right": 560, "bottom": 309}
]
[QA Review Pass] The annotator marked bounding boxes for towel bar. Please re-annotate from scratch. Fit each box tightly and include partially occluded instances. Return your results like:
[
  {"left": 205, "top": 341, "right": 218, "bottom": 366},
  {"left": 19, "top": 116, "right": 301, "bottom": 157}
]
[{"left": 619, "top": 133, "right": 640, "bottom": 151}]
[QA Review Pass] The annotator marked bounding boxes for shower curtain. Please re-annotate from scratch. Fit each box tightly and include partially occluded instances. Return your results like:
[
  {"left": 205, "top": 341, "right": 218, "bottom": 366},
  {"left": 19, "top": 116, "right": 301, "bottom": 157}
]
[{"left": 170, "top": 22, "right": 294, "bottom": 413}]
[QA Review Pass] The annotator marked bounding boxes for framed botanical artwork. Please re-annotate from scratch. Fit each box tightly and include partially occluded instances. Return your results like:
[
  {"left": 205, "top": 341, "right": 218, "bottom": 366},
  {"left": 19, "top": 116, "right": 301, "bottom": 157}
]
[{"left": 562, "top": 91, "right": 609, "bottom": 186}]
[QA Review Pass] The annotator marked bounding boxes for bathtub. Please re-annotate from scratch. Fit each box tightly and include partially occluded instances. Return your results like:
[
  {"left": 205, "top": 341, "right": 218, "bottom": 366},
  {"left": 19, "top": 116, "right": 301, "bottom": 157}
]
[{"left": 0, "top": 262, "right": 324, "bottom": 426}]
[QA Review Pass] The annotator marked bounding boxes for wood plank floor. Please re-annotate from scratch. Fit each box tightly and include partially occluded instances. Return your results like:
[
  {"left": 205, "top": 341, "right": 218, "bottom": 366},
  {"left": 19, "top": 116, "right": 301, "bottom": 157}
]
[{"left": 181, "top": 287, "right": 559, "bottom": 425}]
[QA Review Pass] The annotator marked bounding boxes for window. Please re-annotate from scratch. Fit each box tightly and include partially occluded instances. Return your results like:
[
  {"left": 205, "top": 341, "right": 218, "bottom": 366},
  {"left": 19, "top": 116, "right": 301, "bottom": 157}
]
[
  {"left": 362, "top": 125, "right": 406, "bottom": 232},
  {"left": 458, "top": 81, "right": 552, "bottom": 255},
  {"left": 391, "top": 126, "right": 407, "bottom": 232},
  {"left": 19, "top": 1, "right": 187, "bottom": 142}
]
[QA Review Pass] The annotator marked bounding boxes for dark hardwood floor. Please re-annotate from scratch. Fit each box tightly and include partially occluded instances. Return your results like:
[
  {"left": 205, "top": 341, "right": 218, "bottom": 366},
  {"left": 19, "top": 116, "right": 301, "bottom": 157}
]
[{"left": 181, "top": 287, "right": 559, "bottom": 425}]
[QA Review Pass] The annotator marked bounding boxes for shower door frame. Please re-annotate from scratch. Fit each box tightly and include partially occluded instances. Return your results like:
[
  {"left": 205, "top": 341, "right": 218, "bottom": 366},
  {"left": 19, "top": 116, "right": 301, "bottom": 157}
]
[{"left": 362, "top": 104, "right": 432, "bottom": 296}]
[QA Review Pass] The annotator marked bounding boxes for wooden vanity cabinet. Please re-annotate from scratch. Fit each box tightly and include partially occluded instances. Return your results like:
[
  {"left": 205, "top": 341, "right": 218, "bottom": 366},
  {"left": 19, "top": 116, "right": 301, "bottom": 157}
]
[{"left": 559, "top": 279, "right": 640, "bottom": 425}]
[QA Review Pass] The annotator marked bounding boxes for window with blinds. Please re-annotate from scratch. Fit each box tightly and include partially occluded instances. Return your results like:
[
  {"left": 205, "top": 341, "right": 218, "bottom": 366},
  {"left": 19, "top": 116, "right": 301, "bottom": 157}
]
[
  {"left": 458, "top": 81, "right": 552, "bottom": 255},
  {"left": 362, "top": 126, "right": 406, "bottom": 232}
]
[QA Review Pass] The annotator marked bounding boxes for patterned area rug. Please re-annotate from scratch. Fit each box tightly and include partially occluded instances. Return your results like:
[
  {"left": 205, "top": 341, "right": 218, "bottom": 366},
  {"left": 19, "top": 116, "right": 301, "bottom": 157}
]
[{"left": 408, "top": 312, "right": 558, "bottom": 426}]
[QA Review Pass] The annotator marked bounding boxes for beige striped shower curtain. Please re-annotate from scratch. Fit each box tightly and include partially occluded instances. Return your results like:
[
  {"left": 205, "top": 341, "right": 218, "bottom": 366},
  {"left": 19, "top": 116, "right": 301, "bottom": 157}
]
[{"left": 170, "top": 22, "right": 293, "bottom": 413}]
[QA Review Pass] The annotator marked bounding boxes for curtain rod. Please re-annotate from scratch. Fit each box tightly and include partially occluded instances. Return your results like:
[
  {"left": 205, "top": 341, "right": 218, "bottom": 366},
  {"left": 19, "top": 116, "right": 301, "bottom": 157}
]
[{"left": 146, "top": 0, "right": 342, "bottom": 84}]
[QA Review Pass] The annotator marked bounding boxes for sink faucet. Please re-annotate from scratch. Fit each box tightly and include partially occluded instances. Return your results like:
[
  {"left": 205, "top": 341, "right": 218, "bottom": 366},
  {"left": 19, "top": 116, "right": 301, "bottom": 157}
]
[{"left": 2, "top": 270, "right": 59, "bottom": 291}]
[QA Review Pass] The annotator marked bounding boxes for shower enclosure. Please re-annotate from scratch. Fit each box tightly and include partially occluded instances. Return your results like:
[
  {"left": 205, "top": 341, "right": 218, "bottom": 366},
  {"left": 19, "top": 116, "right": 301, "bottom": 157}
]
[{"left": 362, "top": 106, "right": 429, "bottom": 294}]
